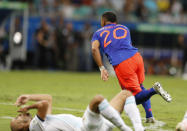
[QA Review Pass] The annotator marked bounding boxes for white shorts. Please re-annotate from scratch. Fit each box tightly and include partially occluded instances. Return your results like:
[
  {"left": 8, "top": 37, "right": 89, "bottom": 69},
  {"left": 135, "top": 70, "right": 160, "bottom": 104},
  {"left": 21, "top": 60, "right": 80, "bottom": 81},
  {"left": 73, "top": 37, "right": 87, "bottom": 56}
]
[{"left": 81, "top": 107, "right": 114, "bottom": 131}]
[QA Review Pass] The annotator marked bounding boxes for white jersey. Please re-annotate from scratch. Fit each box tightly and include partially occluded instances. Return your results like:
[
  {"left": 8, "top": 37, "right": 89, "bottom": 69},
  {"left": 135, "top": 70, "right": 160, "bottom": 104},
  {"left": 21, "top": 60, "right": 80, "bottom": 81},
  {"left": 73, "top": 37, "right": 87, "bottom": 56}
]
[
  {"left": 29, "top": 107, "right": 114, "bottom": 131},
  {"left": 29, "top": 114, "right": 82, "bottom": 131}
]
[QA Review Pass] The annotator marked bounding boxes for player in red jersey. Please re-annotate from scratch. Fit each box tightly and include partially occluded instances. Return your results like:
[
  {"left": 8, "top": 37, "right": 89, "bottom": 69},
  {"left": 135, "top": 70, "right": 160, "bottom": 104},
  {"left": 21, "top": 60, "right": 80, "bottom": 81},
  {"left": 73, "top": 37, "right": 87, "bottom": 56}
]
[{"left": 91, "top": 11, "right": 172, "bottom": 123}]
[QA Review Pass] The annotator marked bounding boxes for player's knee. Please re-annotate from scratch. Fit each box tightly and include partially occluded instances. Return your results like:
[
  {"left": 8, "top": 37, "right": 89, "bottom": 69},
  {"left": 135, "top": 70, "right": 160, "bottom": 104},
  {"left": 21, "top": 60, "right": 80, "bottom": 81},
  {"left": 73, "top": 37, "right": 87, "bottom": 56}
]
[
  {"left": 120, "top": 90, "right": 132, "bottom": 98},
  {"left": 89, "top": 95, "right": 104, "bottom": 113},
  {"left": 93, "top": 95, "right": 104, "bottom": 104}
]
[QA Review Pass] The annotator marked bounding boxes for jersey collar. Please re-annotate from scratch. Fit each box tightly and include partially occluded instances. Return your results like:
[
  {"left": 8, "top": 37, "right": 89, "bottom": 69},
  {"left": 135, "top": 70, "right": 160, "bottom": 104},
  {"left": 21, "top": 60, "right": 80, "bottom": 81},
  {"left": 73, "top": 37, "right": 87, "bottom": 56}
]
[{"left": 104, "top": 23, "right": 116, "bottom": 27}]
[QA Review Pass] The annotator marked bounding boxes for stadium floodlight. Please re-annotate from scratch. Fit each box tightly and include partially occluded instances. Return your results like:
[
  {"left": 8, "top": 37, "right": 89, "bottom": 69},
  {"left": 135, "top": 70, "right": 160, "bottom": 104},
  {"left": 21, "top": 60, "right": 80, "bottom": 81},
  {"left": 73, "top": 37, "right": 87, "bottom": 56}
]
[
  {"left": 13, "top": 32, "right": 22, "bottom": 45},
  {"left": 0, "top": 1, "right": 28, "bottom": 69}
]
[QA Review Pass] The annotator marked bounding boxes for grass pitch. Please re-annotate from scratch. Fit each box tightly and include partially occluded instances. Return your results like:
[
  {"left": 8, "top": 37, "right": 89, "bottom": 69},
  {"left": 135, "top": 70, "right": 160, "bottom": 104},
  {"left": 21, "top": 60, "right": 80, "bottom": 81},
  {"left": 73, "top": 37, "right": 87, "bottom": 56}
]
[{"left": 0, "top": 71, "right": 187, "bottom": 131}]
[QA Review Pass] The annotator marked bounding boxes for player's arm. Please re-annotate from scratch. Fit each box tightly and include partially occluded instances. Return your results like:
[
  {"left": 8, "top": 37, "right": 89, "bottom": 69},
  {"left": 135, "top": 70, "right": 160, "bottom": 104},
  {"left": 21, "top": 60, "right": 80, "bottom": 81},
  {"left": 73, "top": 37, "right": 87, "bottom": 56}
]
[
  {"left": 92, "top": 40, "right": 109, "bottom": 81},
  {"left": 92, "top": 40, "right": 103, "bottom": 67},
  {"left": 15, "top": 94, "right": 52, "bottom": 116},
  {"left": 18, "top": 100, "right": 49, "bottom": 120}
]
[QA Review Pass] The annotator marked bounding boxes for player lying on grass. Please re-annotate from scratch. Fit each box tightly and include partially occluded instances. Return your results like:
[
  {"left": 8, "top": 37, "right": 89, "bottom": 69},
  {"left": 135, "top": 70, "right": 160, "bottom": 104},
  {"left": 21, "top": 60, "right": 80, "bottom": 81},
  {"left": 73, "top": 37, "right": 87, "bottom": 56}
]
[
  {"left": 176, "top": 111, "right": 187, "bottom": 131},
  {"left": 91, "top": 11, "right": 172, "bottom": 123},
  {"left": 10, "top": 90, "right": 145, "bottom": 131}
]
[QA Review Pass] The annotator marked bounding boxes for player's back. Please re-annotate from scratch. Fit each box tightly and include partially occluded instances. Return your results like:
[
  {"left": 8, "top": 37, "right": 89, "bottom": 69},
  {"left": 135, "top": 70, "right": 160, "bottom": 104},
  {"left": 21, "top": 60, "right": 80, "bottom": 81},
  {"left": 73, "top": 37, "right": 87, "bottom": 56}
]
[{"left": 92, "top": 23, "right": 138, "bottom": 66}]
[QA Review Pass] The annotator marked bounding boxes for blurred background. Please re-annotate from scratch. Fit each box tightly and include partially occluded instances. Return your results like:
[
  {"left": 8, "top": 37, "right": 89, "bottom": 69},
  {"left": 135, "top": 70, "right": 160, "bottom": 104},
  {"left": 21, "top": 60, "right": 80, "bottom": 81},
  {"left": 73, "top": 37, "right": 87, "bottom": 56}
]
[{"left": 0, "top": 0, "right": 187, "bottom": 78}]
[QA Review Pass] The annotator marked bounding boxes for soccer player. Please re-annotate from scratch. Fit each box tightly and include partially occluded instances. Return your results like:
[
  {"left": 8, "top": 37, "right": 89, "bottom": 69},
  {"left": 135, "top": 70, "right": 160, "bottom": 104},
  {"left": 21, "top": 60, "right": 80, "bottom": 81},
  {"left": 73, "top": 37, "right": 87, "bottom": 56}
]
[
  {"left": 91, "top": 11, "right": 172, "bottom": 122},
  {"left": 176, "top": 111, "right": 187, "bottom": 131},
  {"left": 10, "top": 90, "right": 145, "bottom": 131}
]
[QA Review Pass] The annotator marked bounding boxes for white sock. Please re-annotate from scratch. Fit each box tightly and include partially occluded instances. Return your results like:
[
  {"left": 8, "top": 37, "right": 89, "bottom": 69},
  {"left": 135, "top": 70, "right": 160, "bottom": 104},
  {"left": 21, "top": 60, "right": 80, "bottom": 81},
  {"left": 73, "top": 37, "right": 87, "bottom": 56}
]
[
  {"left": 98, "top": 99, "right": 132, "bottom": 131},
  {"left": 124, "top": 96, "right": 144, "bottom": 131}
]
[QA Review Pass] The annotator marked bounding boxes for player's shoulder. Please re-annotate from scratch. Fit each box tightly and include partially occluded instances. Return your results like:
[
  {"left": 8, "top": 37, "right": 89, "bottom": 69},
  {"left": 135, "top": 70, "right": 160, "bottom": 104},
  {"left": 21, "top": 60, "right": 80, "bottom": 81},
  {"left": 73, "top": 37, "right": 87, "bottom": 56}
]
[
  {"left": 92, "top": 28, "right": 103, "bottom": 38},
  {"left": 29, "top": 115, "right": 44, "bottom": 131},
  {"left": 115, "top": 24, "right": 129, "bottom": 30},
  {"left": 95, "top": 27, "right": 105, "bottom": 34},
  {"left": 95, "top": 25, "right": 115, "bottom": 33}
]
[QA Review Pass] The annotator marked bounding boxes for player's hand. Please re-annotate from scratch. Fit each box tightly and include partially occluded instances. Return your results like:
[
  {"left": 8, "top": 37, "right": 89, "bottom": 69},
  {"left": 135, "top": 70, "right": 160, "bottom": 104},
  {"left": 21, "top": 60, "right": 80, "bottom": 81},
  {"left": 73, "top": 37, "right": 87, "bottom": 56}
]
[
  {"left": 15, "top": 95, "right": 29, "bottom": 107},
  {"left": 101, "top": 69, "right": 109, "bottom": 81},
  {"left": 17, "top": 106, "right": 29, "bottom": 113}
]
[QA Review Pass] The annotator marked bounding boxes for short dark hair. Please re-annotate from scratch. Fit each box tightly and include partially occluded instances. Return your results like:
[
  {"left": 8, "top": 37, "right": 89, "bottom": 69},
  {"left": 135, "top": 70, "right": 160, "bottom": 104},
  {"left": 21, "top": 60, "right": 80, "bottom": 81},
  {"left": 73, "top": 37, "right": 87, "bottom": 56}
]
[{"left": 102, "top": 11, "right": 117, "bottom": 23}]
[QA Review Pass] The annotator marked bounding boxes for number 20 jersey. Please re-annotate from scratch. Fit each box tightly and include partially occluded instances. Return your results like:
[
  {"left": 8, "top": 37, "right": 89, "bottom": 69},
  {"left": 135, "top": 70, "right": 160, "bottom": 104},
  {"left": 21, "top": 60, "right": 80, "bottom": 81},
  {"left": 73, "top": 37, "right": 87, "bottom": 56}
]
[{"left": 91, "top": 24, "right": 138, "bottom": 66}]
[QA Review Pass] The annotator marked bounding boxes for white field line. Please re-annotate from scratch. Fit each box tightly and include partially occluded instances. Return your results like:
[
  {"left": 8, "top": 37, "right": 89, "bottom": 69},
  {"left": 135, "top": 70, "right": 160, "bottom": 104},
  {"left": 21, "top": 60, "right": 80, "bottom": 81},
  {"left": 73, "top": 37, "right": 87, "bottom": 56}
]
[
  {"left": 0, "top": 116, "right": 14, "bottom": 119},
  {"left": 0, "top": 102, "right": 171, "bottom": 130},
  {"left": 53, "top": 107, "right": 84, "bottom": 112},
  {"left": 0, "top": 102, "right": 14, "bottom": 106},
  {"left": 0, "top": 102, "right": 84, "bottom": 113}
]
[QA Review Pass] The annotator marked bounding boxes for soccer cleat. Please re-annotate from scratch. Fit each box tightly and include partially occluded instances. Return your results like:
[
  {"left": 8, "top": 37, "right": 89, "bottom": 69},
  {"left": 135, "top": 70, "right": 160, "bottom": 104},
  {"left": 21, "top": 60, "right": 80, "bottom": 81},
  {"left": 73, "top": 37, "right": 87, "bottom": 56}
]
[
  {"left": 153, "top": 82, "right": 172, "bottom": 102},
  {"left": 145, "top": 117, "right": 155, "bottom": 123}
]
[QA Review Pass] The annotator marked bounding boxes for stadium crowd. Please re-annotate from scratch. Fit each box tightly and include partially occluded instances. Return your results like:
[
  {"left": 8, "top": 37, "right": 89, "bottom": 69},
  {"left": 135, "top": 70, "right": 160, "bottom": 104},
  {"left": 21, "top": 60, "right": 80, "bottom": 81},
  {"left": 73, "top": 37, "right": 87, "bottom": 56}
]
[
  {"left": 0, "top": 0, "right": 187, "bottom": 75},
  {"left": 32, "top": 18, "right": 93, "bottom": 71},
  {"left": 15, "top": 0, "right": 187, "bottom": 24}
]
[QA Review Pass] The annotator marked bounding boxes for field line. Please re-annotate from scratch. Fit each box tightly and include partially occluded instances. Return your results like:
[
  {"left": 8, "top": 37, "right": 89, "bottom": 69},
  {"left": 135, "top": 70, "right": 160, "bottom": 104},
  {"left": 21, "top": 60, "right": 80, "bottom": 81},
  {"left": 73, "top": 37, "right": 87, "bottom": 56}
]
[
  {"left": 0, "top": 102, "right": 84, "bottom": 112},
  {"left": 0, "top": 102, "right": 14, "bottom": 106},
  {"left": 0, "top": 116, "right": 14, "bottom": 119},
  {"left": 53, "top": 107, "right": 84, "bottom": 112}
]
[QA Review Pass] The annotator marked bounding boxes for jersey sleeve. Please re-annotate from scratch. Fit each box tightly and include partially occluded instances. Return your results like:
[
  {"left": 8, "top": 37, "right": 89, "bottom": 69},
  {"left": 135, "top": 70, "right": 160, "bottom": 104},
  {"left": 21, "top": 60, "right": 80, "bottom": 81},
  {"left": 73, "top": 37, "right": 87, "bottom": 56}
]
[
  {"left": 91, "top": 32, "right": 99, "bottom": 43},
  {"left": 29, "top": 115, "right": 45, "bottom": 131}
]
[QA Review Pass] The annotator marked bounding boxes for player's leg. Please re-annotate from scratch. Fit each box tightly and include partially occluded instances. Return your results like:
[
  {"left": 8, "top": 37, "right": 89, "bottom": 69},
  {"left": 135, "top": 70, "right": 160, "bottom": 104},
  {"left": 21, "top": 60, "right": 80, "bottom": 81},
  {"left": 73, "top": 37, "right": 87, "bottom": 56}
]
[
  {"left": 140, "top": 84, "right": 155, "bottom": 123},
  {"left": 135, "top": 53, "right": 171, "bottom": 104},
  {"left": 136, "top": 53, "right": 154, "bottom": 121},
  {"left": 114, "top": 53, "right": 154, "bottom": 119},
  {"left": 136, "top": 53, "right": 155, "bottom": 122},
  {"left": 135, "top": 82, "right": 172, "bottom": 105},
  {"left": 113, "top": 55, "right": 144, "bottom": 130},
  {"left": 140, "top": 85, "right": 153, "bottom": 119},
  {"left": 110, "top": 90, "right": 144, "bottom": 131},
  {"left": 87, "top": 94, "right": 132, "bottom": 131}
]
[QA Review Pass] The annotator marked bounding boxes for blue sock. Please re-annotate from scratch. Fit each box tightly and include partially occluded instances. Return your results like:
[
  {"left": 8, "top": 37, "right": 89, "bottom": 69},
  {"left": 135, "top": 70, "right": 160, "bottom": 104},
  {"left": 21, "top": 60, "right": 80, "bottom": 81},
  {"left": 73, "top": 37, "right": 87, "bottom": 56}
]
[
  {"left": 135, "top": 85, "right": 157, "bottom": 105},
  {"left": 140, "top": 85, "right": 153, "bottom": 118}
]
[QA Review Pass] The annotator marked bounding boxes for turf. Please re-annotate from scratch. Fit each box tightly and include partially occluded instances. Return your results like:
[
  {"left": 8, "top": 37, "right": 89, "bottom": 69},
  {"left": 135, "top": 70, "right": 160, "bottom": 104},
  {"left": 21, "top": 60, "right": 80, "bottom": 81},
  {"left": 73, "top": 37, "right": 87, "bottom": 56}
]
[{"left": 0, "top": 71, "right": 187, "bottom": 131}]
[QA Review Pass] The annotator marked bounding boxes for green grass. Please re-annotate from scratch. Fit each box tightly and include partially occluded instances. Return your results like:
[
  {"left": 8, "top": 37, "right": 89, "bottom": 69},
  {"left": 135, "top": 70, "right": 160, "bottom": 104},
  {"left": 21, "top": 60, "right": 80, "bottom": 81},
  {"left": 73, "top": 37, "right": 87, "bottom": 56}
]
[{"left": 0, "top": 71, "right": 187, "bottom": 130}]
